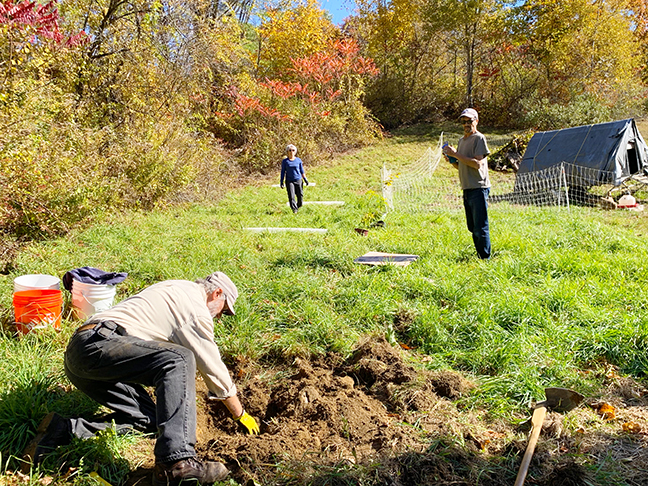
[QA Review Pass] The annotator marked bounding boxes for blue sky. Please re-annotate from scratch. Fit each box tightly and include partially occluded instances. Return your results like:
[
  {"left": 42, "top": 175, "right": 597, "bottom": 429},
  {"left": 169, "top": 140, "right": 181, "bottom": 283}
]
[{"left": 320, "top": 0, "right": 356, "bottom": 25}]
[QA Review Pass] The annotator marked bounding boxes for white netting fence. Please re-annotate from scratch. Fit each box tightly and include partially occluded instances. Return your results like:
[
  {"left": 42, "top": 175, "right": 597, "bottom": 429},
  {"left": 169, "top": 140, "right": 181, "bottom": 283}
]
[{"left": 382, "top": 136, "right": 645, "bottom": 213}]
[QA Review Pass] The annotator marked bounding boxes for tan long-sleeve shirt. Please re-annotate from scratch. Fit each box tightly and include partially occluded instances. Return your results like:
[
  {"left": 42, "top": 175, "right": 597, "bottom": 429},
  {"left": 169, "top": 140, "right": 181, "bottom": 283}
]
[{"left": 86, "top": 280, "right": 236, "bottom": 398}]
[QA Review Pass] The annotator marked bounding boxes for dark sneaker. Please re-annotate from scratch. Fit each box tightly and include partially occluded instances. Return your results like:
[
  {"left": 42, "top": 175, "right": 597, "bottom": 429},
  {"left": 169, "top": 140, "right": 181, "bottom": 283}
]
[
  {"left": 153, "top": 457, "right": 229, "bottom": 486},
  {"left": 22, "top": 412, "right": 72, "bottom": 471}
]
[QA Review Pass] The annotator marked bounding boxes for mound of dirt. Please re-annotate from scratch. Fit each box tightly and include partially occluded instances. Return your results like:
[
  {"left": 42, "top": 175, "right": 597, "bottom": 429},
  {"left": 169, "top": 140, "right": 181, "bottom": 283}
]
[
  {"left": 123, "top": 337, "right": 648, "bottom": 486},
  {"left": 200, "top": 341, "right": 408, "bottom": 473},
  {"left": 191, "top": 336, "right": 484, "bottom": 484}
]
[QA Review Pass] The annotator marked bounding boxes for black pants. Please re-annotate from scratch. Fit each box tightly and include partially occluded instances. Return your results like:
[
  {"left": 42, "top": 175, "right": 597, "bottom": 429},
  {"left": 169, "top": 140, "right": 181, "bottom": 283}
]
[
  {"left": 64, "top": 321, "right": 198, "bottom": 463},
  {"left": 286, "top": 180, "right": 304, "bottom": 212}
]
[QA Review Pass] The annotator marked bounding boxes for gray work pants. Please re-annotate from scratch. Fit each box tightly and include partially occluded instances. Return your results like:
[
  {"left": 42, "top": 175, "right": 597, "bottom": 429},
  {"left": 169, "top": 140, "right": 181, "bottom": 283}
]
[
  {"left": 64, "top": 321, "right": 197, "bottom": 463},
  {"left": 286, "top": 180, "right": 303, "bottom": 212}
]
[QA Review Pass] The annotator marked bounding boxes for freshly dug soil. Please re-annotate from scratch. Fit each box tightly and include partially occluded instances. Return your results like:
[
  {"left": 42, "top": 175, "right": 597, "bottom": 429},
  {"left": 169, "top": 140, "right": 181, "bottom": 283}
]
[{"left": 125, "top": 336, "right": 648, "bottom": 486}]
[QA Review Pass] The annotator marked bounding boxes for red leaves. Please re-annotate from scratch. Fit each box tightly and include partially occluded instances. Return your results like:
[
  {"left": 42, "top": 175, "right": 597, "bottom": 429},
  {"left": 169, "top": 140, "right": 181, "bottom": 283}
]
[
  {"left": 1, "top": 0, "right": 61, "bottom": 39},
  {"left": 225, "top": 87, "right": 291, "bottom": 121},
  {"left": 0, "top": 0, "right": 87, "bottom": 46},
  {"left": 290, "top": 38, "right": 379, "bottom": 88},
  {"left": 65, "top": 30, "right": 88, "bottom": 47},
  {"left": 325, "top": 88, "right": 341, "bottom": 100},
  {"left": 260, "top": 79, "right": 306, "bottom": 99},
  {"left": 478, "top": 66, "right": 501, "bottom": 78},
  {"left": 212, "top": 38, "right": 378, "bottom": 124}
]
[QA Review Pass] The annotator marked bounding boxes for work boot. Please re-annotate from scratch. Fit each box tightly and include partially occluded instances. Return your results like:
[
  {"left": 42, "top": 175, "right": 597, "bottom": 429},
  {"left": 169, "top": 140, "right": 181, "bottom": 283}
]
[
  {"left": 22, "top": 412, "right": 72, "bottom": 471},
  {"left": 153, "top": 457, "right": 229, "bottom": 486}
]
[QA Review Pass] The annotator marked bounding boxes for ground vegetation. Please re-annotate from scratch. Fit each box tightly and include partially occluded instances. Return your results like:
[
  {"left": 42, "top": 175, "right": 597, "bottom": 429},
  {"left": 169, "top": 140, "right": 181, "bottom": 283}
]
[
  {"left": 1, "top": 125, "right": 648, "bottom": 485},
  {"left": 2, "top": 0, "right": 647, "bottom": 243}
]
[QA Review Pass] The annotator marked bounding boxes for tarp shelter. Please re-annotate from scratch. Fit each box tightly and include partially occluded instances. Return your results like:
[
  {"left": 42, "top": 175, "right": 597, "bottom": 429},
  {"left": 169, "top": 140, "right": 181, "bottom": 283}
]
[{"left": 518, "top": 119, "right": 648, "bottom": 187}]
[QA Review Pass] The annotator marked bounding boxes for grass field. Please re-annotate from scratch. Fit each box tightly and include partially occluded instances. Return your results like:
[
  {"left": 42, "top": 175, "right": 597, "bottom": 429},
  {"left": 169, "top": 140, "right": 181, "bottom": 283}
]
[{"left": 1, "top": 122, "right": 648, "bottom": 485}]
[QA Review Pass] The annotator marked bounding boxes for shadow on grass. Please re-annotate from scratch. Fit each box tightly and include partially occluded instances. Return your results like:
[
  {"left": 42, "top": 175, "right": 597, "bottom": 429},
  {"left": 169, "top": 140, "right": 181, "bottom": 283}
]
[
  {"left": 273, "top": 438, "right": 598, "bottom": 486},
  {"left": 272, "top": 252, "right": 356, "bottom": 275},
  {"left": 0, "top": 380, "right": 105, "bottom": 472}
]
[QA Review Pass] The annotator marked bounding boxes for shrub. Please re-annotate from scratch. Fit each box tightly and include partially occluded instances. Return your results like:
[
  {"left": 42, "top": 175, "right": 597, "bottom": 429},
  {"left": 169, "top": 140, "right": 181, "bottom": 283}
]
[
  {"left": 520, "top": 94, "right": 612, "bottom": 130},
  {"left": 207, "top": 39, "right": 382, "bottom": 172},
  {"left": 0, "top": 84, "right": 226, "bottom": 238}
]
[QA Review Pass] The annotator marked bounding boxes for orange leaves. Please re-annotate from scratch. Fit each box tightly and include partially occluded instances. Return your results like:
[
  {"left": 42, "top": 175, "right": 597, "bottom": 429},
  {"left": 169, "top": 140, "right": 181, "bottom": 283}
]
[
  {"left": 210, "top": 29, "right": 380, "bottom": 153},
  {"left": 595, "top": 402, "right": 616, "bottom": 420},
  {"left": 215, "top": 37, "right": 379, "bottom": 124},
  {"left": 290, "top": 38, "right": 380, "bottom": 89},
  {"left": 325, "top": 88, "right": 342, "bottom": 100},
  {"left": 260, "top": 79, "right": 305, "bottom": 100},
  {"left": 622, "top": 422, "right": 642, "bottom": 434},
  {"left": 229, "top": 89, "right": 290, "bottom": 121},
  {"left": 591, "top": 403, "right": 644, "bottom": 435}
]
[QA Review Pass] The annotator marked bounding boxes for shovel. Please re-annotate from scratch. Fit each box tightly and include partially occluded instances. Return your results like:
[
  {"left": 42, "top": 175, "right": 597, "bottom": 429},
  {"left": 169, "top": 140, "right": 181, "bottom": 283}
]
[{"left": 514, "top": 387, "right": 584, "bottom": 486}]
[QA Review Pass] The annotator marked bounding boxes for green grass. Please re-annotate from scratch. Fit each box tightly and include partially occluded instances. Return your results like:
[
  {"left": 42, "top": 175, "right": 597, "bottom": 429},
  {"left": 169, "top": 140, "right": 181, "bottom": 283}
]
[{"left": 2, "top": 123, "right": 648, "bottom": 483}]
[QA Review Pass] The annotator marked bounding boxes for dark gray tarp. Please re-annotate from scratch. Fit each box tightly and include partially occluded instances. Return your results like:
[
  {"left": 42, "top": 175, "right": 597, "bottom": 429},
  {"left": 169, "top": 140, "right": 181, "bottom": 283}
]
[{"left": 518, "top": 119, "right": 648, "bottom": 186}]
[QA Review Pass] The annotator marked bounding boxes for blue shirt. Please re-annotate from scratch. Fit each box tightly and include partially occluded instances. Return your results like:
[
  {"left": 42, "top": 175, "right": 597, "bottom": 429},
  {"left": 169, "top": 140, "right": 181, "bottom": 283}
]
[{"left": 280, "top": 157, "right": 307, "bottom": 184}]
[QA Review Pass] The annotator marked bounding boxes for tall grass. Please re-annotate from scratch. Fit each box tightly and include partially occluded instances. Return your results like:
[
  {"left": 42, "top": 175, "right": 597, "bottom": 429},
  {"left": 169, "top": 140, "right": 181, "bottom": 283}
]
[{"left": 1, "top": 123, "right": 648, "bottom": 481}]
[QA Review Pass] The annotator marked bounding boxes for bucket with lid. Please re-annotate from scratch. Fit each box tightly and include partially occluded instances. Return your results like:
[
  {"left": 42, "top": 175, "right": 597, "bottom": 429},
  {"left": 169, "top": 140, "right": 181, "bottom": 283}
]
[
  {"left": 13, "top": 289, "right": 63, "bottom": 334},
  {"left": 71, "top": 280, "right": 117, "bottom": 320},
  {"left": 13, "top": 274, "right": 61, "bottom": 292}
]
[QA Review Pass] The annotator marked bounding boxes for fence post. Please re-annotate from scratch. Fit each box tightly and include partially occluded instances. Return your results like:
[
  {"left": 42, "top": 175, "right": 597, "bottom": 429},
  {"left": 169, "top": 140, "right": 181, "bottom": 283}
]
[
  {"left": 382, "top": 165, "right": 394, "bottom": 211},
  {"left": 561, "top": 163, "right": 570, "bottom": 210}
]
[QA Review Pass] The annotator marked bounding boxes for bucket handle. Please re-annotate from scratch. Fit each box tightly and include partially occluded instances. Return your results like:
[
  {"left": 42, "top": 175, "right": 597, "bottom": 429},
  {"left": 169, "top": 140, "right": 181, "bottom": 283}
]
[
  {"left": 79, "top": 290, "right": 114, "bottom": 306},
  {"left": 18, "top": 300, "right": 63, "bottom": 313},
  {"left": 16, "top": 301, "right": 63, "bottom": 331}
]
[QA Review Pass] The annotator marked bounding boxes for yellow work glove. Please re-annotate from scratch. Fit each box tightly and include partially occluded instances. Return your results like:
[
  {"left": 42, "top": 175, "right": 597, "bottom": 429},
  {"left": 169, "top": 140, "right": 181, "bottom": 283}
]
[{"left": 234, "top": 410, "right": 260, "bottom": 435}]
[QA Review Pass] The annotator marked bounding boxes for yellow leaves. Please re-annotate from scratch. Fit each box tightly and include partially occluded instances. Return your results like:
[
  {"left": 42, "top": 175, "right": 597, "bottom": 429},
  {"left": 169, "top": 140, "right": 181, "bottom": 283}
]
[
  {"left": 622, "top": 422, "right": 642, "bottom": 434},
  {"left": 256, "top": 0, "right": 337, "bottom": 77},
  {"left": 595, "top": 402, "right": 616, "bottom": 420},
  {"left": 525, "top": 0, "right": 640, "bottom": 85}
]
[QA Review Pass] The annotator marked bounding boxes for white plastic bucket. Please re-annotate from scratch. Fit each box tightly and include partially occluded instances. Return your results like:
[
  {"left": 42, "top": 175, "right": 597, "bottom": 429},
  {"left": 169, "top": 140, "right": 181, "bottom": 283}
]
[
  {"left": 14, "top": 274, "right": 61, "bottom": 292},
  {"left": 71, "top": 280, "right": 117, "bottom": 320}
]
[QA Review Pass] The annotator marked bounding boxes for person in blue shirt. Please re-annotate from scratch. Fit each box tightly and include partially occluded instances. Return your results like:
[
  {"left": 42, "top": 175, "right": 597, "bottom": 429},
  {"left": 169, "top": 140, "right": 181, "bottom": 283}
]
[{"left": 280, "top": 144, "right": 309, "bottom": 213}]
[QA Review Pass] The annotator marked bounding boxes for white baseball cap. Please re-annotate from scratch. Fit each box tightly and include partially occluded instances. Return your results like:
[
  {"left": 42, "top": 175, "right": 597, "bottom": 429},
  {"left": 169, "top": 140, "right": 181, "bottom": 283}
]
[
  {"left": 459, "top": 108, "right": 479, "bottom": 120},
  {"left": 205, "top": 272, "right": 238, "bottom": 315}
]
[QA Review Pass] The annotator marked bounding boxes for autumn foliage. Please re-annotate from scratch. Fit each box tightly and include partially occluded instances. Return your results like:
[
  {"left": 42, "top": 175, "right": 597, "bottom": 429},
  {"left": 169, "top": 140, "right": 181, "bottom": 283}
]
[
  {"left": 0, "top": 0, "right": 86, "bottom": 45},
  {"left": 1, "top": 0, "right": 647, "bottom": 241},
  {"left": 207, "top": 38, "right": 381, "bottom": 171}
]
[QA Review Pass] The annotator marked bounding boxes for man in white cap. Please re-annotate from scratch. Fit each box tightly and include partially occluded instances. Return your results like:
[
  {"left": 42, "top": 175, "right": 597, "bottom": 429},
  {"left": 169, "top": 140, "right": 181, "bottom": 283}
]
[
  {"left": 23, "top": 272, "right": 259, "bottom": 486},
  {"left": 442, "top": 108, "right": 492, "bottom": 259}
]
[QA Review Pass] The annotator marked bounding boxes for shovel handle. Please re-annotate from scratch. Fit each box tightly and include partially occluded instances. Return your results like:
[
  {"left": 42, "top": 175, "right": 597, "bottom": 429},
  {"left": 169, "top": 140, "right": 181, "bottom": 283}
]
[{"left": 514, "top": 404, "right": 547, "bottom": 486}]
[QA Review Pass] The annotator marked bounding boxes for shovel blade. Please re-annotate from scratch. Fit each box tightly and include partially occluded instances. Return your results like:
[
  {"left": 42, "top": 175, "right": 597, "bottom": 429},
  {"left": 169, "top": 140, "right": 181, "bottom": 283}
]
[{"left": 544, "top": 387, "right": 584, "bottom": 412}]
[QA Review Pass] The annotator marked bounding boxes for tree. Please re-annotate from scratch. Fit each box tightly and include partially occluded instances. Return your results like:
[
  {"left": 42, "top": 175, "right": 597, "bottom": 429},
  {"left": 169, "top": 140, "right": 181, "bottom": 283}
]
[
  {"left": 256, "top": 0, "right": 337, "bottom": 78},
  {"left": 206, "top": 38, "right": 380, "bottom": 170},
  {"left": 515, "top": 0, "right": 640, "bottom": 101},
  {"left": 624, "top": 0, "right": 648, "bottom": 81},
  {"left": 421, "top": 0, "right": 504, "bottom": 108},
  {"left": 352, "top": 0, "right": 504, "bottom": 125},
  {"left": 353, "top": 0, "right": 456, "bottom": 126},
  {"left": 1, "top": 0, "right": 86, "bottom": 86},
  {"left": 502, "top": 0, "right": 643, "bottom": 127}
]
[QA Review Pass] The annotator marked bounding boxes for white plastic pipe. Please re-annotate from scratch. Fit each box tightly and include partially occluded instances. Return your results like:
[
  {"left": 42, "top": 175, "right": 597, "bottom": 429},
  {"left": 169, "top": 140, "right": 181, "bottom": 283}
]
[{"left": 244, "top": 227, "right": 328, "bottom": 234}]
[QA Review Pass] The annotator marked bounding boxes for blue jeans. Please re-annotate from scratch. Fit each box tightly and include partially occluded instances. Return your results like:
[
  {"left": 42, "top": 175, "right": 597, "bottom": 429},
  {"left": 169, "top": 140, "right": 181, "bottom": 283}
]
[
  {"left": 64, "top": 321, "right": 197, "bottom": 463},
  {"left": 286, "top": 180, "right": 303, "bottom": 212},
  {"left": 463, "top": 188, "right": 491, "bottom": 259}
]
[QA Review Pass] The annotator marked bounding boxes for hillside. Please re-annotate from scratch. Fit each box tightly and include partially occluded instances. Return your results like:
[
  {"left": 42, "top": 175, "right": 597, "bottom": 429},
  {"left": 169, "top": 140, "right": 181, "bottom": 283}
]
[{"left": 2, "top": 123, "right": 648, "bottom": 486}]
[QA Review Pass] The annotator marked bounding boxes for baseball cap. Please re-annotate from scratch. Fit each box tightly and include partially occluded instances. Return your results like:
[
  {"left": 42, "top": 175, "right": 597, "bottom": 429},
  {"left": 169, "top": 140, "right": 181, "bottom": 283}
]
[
  {"left": 459, "top": 108, "right": 479, "bottom": 120},
  {"left": 205, "top": 272, "right": 239, "bottom": 315}
]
